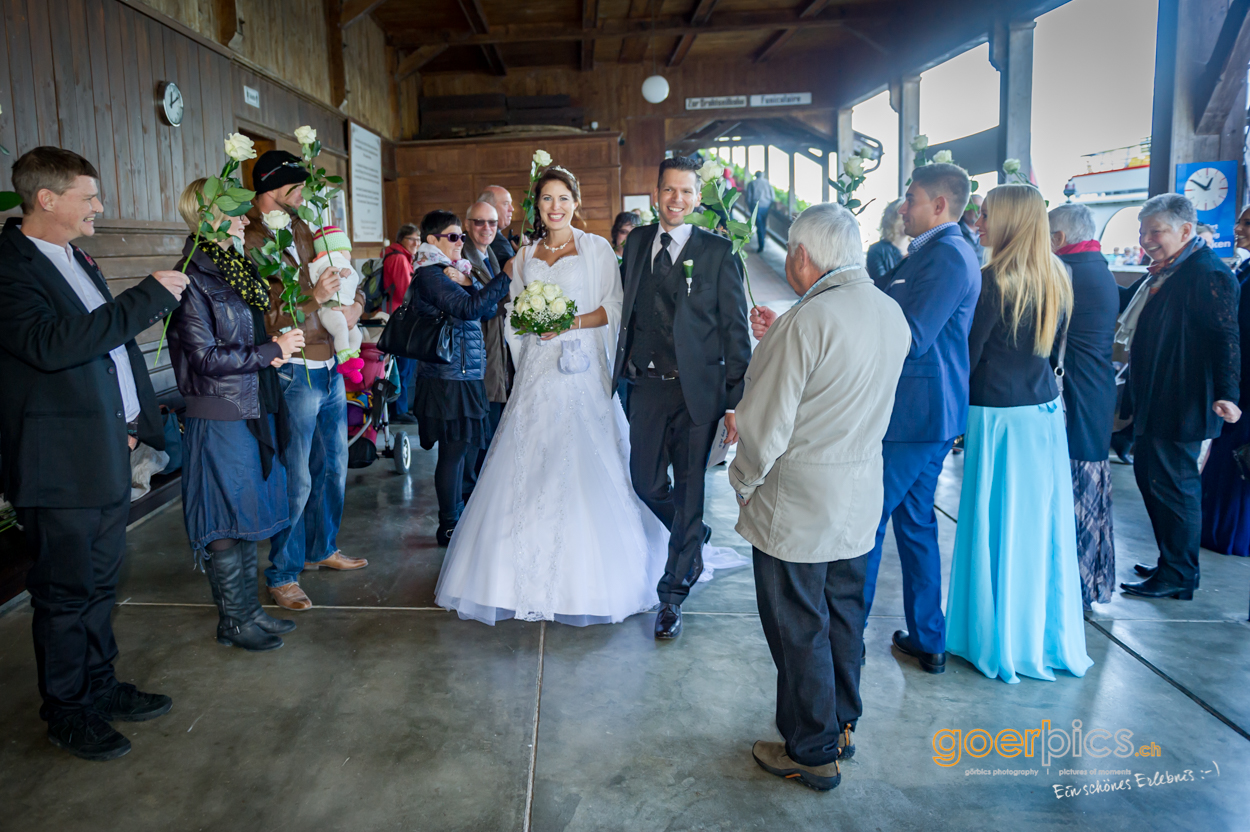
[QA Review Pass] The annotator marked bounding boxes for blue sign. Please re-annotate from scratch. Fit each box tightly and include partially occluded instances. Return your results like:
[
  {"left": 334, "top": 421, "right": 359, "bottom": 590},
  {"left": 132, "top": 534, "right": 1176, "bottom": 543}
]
[{"left": 1176, "top": 160, "right": 1238, "bottom": 255}]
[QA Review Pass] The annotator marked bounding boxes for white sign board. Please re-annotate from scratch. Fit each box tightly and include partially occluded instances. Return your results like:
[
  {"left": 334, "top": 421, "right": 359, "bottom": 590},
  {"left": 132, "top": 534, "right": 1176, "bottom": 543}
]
[
  {"left": 350, "top": 123, "right": 384, "bottom": 243},
  {"left": 686, "top": 95, "right": 748, "bottom": 111},
  {"left": 243, "top": 85, "right": 260, "bottom": 108},
  {"left": 750, "top": 92, "right": 811, "bottom": 107}
]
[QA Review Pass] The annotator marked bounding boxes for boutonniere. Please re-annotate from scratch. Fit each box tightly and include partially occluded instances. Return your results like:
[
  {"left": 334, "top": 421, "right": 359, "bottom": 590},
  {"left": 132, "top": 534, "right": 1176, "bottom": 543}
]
[
  {"left": 76, "top": 247, "right": 96, "bottom": 269},
  {"left": 683, "top": 260, "right": 694, "bottom": 295}
]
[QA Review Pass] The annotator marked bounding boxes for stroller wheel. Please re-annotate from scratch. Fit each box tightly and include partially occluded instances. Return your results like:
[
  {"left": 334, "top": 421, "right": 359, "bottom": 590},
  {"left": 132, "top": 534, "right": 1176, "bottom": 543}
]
[{"left": 393, "top": 431, "right": 411, "bottom": 475}]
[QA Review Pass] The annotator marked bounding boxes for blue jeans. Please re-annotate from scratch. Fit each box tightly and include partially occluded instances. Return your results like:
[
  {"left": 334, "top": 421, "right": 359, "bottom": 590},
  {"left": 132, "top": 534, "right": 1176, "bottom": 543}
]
[
  {"left": 395, "top": 357, "right": 416, "bottom": 415},
  {"left": 755, "top": 204, "right": 771, "bottom": 252},
  {"left": 266, "top": 364, "right": 348, "bottom": 588}
]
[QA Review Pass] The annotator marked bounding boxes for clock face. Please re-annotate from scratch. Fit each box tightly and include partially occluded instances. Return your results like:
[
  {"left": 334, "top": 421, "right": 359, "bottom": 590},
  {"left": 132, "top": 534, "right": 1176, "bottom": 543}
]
[
  {"left": 1183, "top": 167, "right": 1228, "bottom": 212},
  {"left": 161, "top": 82, "right": 184, "bottom": 128}
]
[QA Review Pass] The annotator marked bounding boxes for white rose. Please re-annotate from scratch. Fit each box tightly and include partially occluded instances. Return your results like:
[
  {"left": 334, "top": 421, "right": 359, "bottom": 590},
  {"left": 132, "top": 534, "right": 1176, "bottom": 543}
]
[
  {"left": 843, "top": 156, "right": 865, "bottom": 178},
  {"left": 224, "top": 132, "right": 257, "bottom": 162},
  {"left": 533, "top": 149, "right": 552, "bottom": 167},
  {"left": 515, "top": 298, "right": 530, "bottom": 314},
  {"left": 541, "top": 283, "right": 560, "bottom": 302},
  {"left": 529, "top": 294, "right": 547, "bottom": 313},
  {"left": 294, "top": 125, "right": 317, "bottom": 146},
  {"left": 698, "top": 160, "right": 724, "bottom": 183},
  {"left": 910, "top": 134, "right": 929, "bottom": 152},
  {"left": 932, "top": 150, "right": 953, "bottom": 164},
  {"left": 683, "top": 259, "right": 694, "bottom": 269},
  {"left": 262, "top": 210, "right": 291, "bottom": 231},
  {"left": 550, "top": 298, "right": 568, "bottom": 316},
  {"left": 525, "top": 280, "right": 545, "bottom": 296},
  {"left": 1003, "top": 158, "right": 1021, "bottom": 174},
  {"left": 856, "top": 146, "right": 873, "bottom": 159}
]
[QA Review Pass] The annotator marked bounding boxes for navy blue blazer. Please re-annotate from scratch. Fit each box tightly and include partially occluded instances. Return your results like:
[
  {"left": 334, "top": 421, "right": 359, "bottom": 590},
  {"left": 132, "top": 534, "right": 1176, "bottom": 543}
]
[
  {"left": 880, "top": 225, "right": 982, "bottom": 443},
  {"left": 1056, "top": 250, "right": 1120, "bottom": 460}
]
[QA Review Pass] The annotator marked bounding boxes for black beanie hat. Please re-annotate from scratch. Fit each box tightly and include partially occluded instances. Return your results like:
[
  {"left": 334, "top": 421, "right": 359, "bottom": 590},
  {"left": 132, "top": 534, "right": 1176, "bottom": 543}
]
[{"left": 251, "top": 150, "right": 310, "bottom": 194}]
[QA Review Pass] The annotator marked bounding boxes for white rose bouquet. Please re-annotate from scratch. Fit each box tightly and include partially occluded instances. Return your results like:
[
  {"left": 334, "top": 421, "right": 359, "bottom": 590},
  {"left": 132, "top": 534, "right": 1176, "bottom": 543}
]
[{"left": 511, "top": 280, "right": 578, "bottom": 336}]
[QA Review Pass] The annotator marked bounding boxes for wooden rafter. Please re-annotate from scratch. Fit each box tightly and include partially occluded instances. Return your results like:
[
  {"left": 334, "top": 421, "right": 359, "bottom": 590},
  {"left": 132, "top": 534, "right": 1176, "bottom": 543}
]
[
  {"left": 395, "top": 44, "right": 449, "bottom": 81},
  {"left": 341, "top": 0, "right": 388, "bottom": 29},
  {"left": 581, "top": 0, "right": 599, "bottom": 71},
  {"left": 326, "top": 0, "right": 347, "bottom": 108},
  {"left": 667, "top": 0, "right": 719, "bottom": 67},
  {"left": 618, "top": 0, "right": 664, "bottom": 64},
  {"left": 455, "top": 0, "right": 508, "bottom": 76},
  {"left": 754, "top": 0, "right": 833, "bottom": 64}
]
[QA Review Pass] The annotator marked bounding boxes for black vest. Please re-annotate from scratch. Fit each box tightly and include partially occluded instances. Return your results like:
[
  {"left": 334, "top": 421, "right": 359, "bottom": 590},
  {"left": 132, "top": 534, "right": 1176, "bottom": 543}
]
[{"left": 630, "top": 244, "right": 679, "bottom": 374}]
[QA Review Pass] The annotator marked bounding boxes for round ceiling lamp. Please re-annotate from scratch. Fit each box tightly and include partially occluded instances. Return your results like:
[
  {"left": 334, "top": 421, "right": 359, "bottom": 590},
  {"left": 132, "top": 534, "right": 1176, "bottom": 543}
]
[{"left": 642, "top": 75, "right": 670, "bottom": 104}]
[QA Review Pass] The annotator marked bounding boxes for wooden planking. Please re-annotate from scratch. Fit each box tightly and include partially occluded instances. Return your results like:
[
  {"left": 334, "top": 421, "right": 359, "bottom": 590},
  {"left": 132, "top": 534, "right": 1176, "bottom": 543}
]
[
  {"left": 0, "top": 3, "right": 14, "bottom": 194},
  {"left": 118, "top": 5, "right": 152, "bottom": 220},
  {"left": 25, "top": 0, "right": 61, "bottom": 147},
  {"left": 85, "top": 0, "right": 121, "bottom": 218},
  {"left": 101, "top": 0, "right": 136, "bottom": 218},
  {"left": 343, "top": 14, "right": 397, "bottom": 140},
  {"left": 162, "top": 26, "right": 186, "bottom": 205},
  {"left": 3, "top": 0, "right": 41, "bottom": 159},
  {"left": 178, "top": 30, "right": 209, "bottom": 185},
  {"left": 134, "top": 13, "right": 164, "bottom": 222}
]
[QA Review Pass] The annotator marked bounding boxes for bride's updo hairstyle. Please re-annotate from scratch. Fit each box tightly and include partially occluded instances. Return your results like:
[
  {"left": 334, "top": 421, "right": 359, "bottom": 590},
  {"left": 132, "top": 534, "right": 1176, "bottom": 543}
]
[{"left": 529, "top": 166, "right": 582, "bottom": 243}]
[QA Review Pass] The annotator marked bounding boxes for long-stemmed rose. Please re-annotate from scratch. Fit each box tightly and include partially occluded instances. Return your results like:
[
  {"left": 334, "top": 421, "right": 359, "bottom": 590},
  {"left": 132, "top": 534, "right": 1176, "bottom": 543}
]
[
  {"left": 521, "top": 149, "right": 553, "bottom": 238},
  {"left": 154, "top": 133, "right": 257, "bottom": 361},
  {"left": 250, "top": 208, "right": 312, "bottom": 385},
  {"left": 685, "top": 158, "right": 758, "bottom": 306},
  {"left": 293, "top": 126, "right": 345, "bottom": 229},
  {"left": 832, "top": 147, "right": 876, "bottom": 216}
]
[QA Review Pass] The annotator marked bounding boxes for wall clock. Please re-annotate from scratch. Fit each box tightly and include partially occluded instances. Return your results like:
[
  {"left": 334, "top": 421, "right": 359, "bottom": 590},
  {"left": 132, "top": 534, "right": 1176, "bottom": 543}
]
[
  {"left": 1183, "top": 166, "right": 1228, "bottom": 212},
  {"left": 159, "top": 81, "right": 184, "bottom": 128}
]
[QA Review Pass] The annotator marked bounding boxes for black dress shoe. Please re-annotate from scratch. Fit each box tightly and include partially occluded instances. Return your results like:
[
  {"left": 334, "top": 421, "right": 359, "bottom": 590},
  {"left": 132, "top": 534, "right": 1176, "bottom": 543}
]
[
  {"left": 48, "top": 711, "right": 131, "bottom": 761},
  {"left": 392, "top": 412, "right": 418, "bottom": 425},
  {"left": 1120, "top": 577, "right": 1193, "bottom": 600},
  {"left": 93, "top": 683, "right": 172, "bottom": 722},
  {"left": 892, "top": 630, "right": 945, "bottom": 674},
  {"left": 654, "top": 603, "right": 682, "bottom": 640},
  {"left": 436, "top": 525, "right": 455, "bottom": 547},
  {"left": 1133, "top": 562, "right": 1157, "bottom": 578}
]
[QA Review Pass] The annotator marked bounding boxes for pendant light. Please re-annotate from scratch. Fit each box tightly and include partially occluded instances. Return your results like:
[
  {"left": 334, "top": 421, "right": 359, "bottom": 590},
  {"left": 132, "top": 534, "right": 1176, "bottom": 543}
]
[{"left": 641, "top": 8, "right": 669, "bottom": 104}]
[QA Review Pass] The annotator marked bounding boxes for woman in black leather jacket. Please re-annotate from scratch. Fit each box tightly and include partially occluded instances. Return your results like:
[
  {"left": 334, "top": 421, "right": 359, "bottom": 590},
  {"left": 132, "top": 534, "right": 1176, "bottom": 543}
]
[
  {"left": 168, "top": 178, "right": 305, "bottom": 652},
  {"left": 408, "top": 210, "right": 511, "bottom": 545}
]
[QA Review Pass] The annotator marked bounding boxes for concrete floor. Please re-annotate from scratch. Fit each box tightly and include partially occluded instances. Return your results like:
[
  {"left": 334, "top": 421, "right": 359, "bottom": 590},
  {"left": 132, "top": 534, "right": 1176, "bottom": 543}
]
[{"left": 1, "top": 243, "right": 1249, "bottom": 830}]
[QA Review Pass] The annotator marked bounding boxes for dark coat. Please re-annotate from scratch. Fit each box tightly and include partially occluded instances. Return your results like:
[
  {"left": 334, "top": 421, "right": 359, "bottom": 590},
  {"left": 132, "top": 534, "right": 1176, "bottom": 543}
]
[
  {"left": 168, "top": 238, "right": 284, "bottom": 421},
  {"left": 490, "top": 229, "right": 516, "bottom": 271},
  {"left": 612, "top": 224, "right": 752, "bottom": 426},
  {"left": 0, "top": 217, "right": 172, "bottom": 507},
  {"left": 967, "top": 269, "right": 1060, "bottom": 409},
  {"left": 880, "top": 225, "right": 983, "bottom": 443},
  {"left": 866, "top": 239, "right": 904, "bottom": 285},
  {"left": 1124, "top": 245, "right": 1240, "bottom": 442},
  {"left": 412, "top": 262, "right": 511, "bottom": 381},
  {"left": 464, "top": 243, "right": 512, "bottom": 403},
  {"left": 1056, "top": 250, "right": 1120, "bottom": 460}
]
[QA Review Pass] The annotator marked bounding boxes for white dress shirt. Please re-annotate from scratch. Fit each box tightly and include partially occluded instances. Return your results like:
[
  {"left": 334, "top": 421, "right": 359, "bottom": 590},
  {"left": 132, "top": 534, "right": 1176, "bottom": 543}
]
[
  {"left": 27, "top": 235, "right": 142, "bottom": 421},
  {"left": 650, "top": 222, "right": 693, "bottom": 269}
]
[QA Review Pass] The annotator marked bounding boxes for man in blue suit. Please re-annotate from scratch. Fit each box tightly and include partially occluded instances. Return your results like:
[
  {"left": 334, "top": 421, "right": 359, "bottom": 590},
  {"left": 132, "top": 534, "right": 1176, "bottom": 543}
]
[{"left": 866, "top": 163, "right": 981, "bottom": 674}]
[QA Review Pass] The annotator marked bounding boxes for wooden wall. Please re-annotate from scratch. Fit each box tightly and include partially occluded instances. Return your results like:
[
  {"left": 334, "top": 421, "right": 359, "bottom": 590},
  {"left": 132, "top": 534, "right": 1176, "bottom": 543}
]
[
  {"left": 391, "top": 133, "right": 622, "bottom": 242},
  {"left": 0, "top": 0, "right": 378, "bottom": 404}
]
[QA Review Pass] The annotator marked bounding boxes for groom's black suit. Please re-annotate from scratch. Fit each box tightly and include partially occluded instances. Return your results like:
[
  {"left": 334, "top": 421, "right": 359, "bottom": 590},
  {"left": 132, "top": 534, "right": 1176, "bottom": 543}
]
[{"left": 612, "top": 223, "right": 752, "bottom": 605}]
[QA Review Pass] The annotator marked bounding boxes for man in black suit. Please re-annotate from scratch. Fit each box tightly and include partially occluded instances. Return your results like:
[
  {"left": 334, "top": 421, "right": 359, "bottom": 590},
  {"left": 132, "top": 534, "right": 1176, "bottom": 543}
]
[
  {"left": 0, "top": 147, "right": 188, "bottom": 760},
  {"left": 613, "top": 156, "right": 753, "bottom": 640},
  {"left": 479, "top": 185, "right": 518, "bottom": 269}
]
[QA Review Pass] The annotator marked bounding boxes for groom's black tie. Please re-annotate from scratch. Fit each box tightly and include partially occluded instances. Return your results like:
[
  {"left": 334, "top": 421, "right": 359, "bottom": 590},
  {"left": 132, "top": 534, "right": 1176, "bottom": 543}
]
[{"left": 654, "top": 232, "right": 674, "bottom": 280}]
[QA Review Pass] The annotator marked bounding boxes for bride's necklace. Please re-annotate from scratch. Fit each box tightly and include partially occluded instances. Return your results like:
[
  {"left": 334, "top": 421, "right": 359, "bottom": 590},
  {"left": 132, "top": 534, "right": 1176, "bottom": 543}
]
[{"left": 542, "top": 233, "right": 573, "bottom": 253}]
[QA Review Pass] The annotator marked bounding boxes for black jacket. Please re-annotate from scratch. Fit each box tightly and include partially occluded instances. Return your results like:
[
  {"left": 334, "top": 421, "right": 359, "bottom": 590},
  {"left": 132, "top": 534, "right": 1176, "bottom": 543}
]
[
  {"left": 168, "top": 238, "right": 283, "bottom": 421},
  {"left": 0, "top": 217, "right": 172, "bottom": 507},
  {"left": 1056, "top": 250, "right": 1120, "bottom": 460},
  {"left": 866, "top": 239, "right": 904, "bottom": 285},
  {"left": 490, "top": 230, "right": 516, "bottom": 271},
  {"left": 1124, "top": 245, "right": 1240, "bottom": 441},
  {"left": 967, "top": 268, "right": 1060, "bottom": 408},
  {"left": 412, "top": 263, "right": 511, "bottom": 382},
  {"left": 613, "top": 225, "right": 752, "bottom": 425}
]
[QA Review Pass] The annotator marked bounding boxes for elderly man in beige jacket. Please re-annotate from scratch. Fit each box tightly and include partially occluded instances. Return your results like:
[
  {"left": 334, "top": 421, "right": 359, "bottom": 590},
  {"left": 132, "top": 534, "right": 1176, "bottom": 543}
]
[{"left": 731, "top": 202, "right": 910, "bottom": 791}]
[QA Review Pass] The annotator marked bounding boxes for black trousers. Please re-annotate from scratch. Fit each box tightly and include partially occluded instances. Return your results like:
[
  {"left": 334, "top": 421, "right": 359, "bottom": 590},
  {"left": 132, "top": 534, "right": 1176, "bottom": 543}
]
[
  {"left": 629, "top": 377, "right": 719, "bottom": 605},
  {"left": 753, "top": 548, "right": 866, "bottom": 767},
  {"left": 20, "top": 496, "right": 130, "bottom": 721},
  {"left": 464, "top": 401, "right": 505, "bottom": 501},
  {"left": 435, "top": 438, "right": 475, "bottom": 528},
  {"left": 1133, "top": 435, "right": 1203, "bottom": 587}
]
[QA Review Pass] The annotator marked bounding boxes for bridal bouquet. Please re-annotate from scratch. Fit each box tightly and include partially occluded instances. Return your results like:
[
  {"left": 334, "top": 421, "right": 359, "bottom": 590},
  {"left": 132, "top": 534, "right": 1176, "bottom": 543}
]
[{"left": 511, "top": 280, "right": 577, "bottom": 336}]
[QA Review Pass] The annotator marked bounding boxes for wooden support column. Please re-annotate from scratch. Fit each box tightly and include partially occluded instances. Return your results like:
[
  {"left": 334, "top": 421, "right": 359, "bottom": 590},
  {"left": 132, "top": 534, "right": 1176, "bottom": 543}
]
[
  {"left": 990, "top": 19, "right": 1035, "bottom": 183},
  {"left": 891, "top": 76, "right": 920, "bottom": 195},
  {"left": 326, "top": 0, "right": 347, "bottom": 109},
  {"left": 214, "top": 0, "right": 242, "bottom": 49}
]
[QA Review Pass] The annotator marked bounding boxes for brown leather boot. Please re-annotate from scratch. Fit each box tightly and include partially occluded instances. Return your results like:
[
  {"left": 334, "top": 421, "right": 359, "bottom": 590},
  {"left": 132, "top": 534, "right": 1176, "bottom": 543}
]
[
  {"left": 304, "top": 550, "right": 368, "bottom": 571},
  {"left": 268, "top": 583, "right": 313, "bottom": 611}
]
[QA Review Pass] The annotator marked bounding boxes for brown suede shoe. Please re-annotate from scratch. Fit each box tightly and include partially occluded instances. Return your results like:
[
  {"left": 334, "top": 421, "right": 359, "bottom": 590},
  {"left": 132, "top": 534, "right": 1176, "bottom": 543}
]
[
  {"left": 304, "top": 550, "right": 368, "bottom": 571},
  {"left": 268, "top": 583, "right": 313, "bottom": 611},
  {"left": 752, "top": 741, "right": 841, "bottom": 791}
]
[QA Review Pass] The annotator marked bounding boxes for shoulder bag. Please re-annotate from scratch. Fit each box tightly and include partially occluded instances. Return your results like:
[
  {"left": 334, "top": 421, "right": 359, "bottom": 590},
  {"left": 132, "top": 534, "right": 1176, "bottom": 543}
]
[{"left": 378, "top": 279, "right": 454, "bottom": 364}]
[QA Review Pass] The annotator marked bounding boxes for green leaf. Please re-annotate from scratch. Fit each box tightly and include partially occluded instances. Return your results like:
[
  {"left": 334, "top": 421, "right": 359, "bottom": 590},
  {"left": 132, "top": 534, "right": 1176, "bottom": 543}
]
[
  {"left": 216, "top": 196, "right": 239, "bottom": 211},
  {"left": 223, "top": 202, "right": 252, "bottom": 217},
  {"left": 276, "top": 229, "right": 293, "bottom": 249},
  {"left": 846, "top": 199, "right": 861, "bottom": 209},
  {"left": 726, "top": 220, "right": 751, "bottom": 236},
  {"left": 217, "top": 219, "right": 232, "bottom": 233},
  {"left": 294, "top": 309, "right": 305, "bottom": 324},
  {"left": 226, "top": 187, "right": 254, "bottom": 201},
  {"left": 723, "top": 189, "right": 739, "bottom": 211},
  {"left": 297, "top": 205, "right": 316, "bottom": 222},
  {"left": 199, "top": 220, "right": 215, "bottom": 237},
  {"left": 969, "top": 180, "right": 980, "bottom": 193},
  {"left": 202, "top": 177, "right": 221, "bottom": 203},
  {"left": 0, "top": 191, "right": 21, "bottom": 211},
  {"left": 325, "top": 176, "right": 343, "bottom": 185},
  {"left": 311, "top": 140, "right": 321, "bottom": 158}
]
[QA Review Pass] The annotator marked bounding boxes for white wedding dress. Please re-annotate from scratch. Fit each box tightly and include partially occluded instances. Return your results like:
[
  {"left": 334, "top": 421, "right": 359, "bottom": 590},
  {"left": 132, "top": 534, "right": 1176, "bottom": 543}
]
[{"left": 434, "top": 230, "right": 744, "bottom": 626}]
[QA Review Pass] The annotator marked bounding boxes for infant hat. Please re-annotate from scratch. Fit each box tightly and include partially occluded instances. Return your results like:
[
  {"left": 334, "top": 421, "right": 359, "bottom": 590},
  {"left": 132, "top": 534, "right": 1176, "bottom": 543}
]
[{"left": 312, "top": 225, "right": 353, "bottom": 260}]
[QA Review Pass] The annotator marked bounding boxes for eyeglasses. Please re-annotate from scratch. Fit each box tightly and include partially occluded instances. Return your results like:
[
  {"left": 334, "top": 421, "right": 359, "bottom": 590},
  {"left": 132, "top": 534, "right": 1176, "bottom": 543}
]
[
  {"left": 435, "top": 233, "right": 467, "bottom": 243},
  {"left": 468, "top": 219, "right": 498, "bottom": 228}
]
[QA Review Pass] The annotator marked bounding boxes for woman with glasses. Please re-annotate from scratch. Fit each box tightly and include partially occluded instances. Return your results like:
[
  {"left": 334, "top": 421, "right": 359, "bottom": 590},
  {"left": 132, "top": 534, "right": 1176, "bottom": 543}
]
[{"left": 410, "top": 210, "right": 511, "bottom": 545}]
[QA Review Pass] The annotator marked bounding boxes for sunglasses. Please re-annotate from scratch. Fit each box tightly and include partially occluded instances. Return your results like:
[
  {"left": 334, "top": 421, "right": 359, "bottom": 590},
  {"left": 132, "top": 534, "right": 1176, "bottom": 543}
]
[
  {"left": 468, "top": 219, "right": 498, "bottom": 227},
  {"left": 434, "top": 233, "right": 467, "bottom": 243}
]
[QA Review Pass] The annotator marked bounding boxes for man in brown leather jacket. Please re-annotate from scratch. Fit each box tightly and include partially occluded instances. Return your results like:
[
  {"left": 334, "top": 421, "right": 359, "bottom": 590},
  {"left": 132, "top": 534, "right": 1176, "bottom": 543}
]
[{"left": 243, "top": 150, "right": 368, "bottom": 611}]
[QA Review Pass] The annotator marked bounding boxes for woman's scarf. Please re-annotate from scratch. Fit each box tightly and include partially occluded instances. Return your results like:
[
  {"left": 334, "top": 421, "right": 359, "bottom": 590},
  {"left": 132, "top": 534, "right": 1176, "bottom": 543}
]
[
  {"left": 1056, "top": 239, "right": 1102, "bottom": 256},
  {"left": 1115, "top": 235, "right": 1206, "bottom": 350},
  {"left": 197, "top": 238, "right": 270, "bottom": 310},
  {"left": 414, "top": 242, "right": 473, "bottom": 276}
]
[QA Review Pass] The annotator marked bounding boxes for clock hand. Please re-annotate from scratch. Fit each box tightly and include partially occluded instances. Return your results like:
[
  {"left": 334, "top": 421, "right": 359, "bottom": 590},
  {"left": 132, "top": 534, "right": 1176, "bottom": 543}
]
[{"left": 1195, "top": 178, "right": 1213, "bottom": 191}]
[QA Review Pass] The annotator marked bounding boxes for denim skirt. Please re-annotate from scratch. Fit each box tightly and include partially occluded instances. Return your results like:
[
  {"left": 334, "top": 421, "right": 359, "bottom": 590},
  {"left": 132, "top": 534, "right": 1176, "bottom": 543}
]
[{"left": 181, "top": 415, "right": 290, "bottom": 551}]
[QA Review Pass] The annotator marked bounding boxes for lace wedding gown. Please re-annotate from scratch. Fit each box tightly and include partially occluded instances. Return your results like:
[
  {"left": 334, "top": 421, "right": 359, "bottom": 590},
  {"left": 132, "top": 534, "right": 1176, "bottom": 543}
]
[{"left": 435, "top": 232, "right": 674, "bottom": 625}]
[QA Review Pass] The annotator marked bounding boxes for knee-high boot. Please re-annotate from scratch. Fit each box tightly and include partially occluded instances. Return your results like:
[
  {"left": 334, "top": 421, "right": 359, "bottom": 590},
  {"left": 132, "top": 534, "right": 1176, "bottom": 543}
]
[
  {"left": 204, "top": 543, "right": 284, "bottom": 652},
  {"left": 239, "top": 541, "right": 297, "bottom": 635}
]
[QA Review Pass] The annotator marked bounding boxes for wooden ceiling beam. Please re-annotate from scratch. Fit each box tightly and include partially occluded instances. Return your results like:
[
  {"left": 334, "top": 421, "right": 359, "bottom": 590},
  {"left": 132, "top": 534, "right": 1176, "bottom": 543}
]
[
  {"left": 667, "top": 0, "right": 719, "bottom": 67},
  {"left": 581, "top": 0, "right": 599, "bottom": 71},
  {"left": 341, "top": 0, "right": 388, "bottom": 29},
  {"left": 617, "top": 0, "right": 664, "bottom": 64},
  {"left": 395, "top": 44, "right": 449, "bottom": 81},
  {"left": 455, "top": 0, "right": 508, "bottom": 76},
  {"left": 326, "top": 0, "right": 347, "bottom": 108},
  {"left": 391, "top": 6, "right": 895, "bottom": 47},
  {"left": 754, "top": 28, "right": 798, "bottom": 62}
]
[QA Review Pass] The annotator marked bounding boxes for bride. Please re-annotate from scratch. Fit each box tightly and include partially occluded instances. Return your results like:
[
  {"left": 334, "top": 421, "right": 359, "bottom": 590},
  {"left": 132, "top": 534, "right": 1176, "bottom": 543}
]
[{"left": 434, "top": 166, "right": 675, "bottom": 626}]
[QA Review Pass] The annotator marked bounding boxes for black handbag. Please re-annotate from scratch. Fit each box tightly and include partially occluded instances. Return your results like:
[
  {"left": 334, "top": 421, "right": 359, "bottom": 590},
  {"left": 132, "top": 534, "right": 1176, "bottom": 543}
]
[{"left": 378, "top": 285, "right": 454, "bottom": 364}]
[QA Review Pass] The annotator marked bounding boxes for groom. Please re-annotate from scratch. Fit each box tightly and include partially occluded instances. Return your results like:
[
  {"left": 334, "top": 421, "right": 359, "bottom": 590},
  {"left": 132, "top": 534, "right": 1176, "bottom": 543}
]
[{"left": 613, "top": 155, "right": 753, "bottom": 640}]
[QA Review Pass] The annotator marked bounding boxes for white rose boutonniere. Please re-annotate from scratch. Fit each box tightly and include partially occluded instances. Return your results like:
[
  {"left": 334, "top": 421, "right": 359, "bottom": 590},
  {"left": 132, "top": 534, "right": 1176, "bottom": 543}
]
[
  {"left": 224, "top": 133, "right": 257, "bottom": 162},
  {"left": 682, "top": 260, "right": 694, "bottom": 296}
]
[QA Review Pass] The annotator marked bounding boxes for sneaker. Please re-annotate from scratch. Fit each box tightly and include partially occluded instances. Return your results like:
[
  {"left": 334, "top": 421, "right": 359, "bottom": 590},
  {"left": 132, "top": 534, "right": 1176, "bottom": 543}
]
[
  {"left": 752, "top": 740, "right": 840, "bottom": 791},
  {"left": 48, "top": 711, "right": 131, "bottom": 761},
  {"left": 93, "top": 683, "right": 173, "bottom": 723}
]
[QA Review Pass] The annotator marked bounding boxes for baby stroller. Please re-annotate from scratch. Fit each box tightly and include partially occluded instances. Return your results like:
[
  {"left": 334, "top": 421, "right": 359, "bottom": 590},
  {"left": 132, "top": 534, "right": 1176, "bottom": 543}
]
[{"left": 345, "top": 333, "right": 412, "bottom": 474}]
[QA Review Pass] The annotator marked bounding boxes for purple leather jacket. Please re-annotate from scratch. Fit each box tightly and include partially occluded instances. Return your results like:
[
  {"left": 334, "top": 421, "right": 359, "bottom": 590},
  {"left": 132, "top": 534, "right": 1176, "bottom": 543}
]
[{"left": 167, "top": 237, "right": 283, "bottom": 420}]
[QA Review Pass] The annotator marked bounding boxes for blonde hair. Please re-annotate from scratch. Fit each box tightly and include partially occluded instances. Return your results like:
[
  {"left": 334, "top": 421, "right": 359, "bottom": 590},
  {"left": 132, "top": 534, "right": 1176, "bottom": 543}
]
[
  {"left": 982, "top": 184, "right": 1073, "bottom": 356},
  {"left": 178, "top": 177, "right": 228, "bottom": 234}
]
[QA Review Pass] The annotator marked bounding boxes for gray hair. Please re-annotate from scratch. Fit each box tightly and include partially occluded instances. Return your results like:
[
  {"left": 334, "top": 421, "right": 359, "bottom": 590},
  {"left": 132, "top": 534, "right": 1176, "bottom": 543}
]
[
  {"left": 477, "top": 186, "right": 510, "bottom": 208},
  {"left": 1138, "top": 193, "right": 1196, "bottom": 229},
  {"left": 788, "top": 202, "right": 864, "bottom": 272},
  {"left": 465, "top": 200, "right": 498, "bottom": 219},
  {"left": 1048, "top": 203, "right": 1097, "bottom": 245}
]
